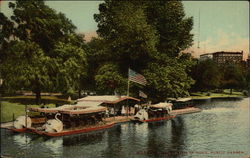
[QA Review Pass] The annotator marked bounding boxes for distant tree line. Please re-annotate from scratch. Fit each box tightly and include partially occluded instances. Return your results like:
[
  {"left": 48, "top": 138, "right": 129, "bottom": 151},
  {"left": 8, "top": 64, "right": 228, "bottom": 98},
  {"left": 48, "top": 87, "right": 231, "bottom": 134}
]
[{"left": 190, "top": 59, "right": 249, "bottom": 94}]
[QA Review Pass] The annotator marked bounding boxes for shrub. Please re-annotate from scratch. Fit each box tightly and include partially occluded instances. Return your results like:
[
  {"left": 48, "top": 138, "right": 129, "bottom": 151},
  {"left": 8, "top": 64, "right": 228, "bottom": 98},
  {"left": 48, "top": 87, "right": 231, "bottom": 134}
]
[{"left": 242, "top": 90, "right": 249, "bottom": 96}]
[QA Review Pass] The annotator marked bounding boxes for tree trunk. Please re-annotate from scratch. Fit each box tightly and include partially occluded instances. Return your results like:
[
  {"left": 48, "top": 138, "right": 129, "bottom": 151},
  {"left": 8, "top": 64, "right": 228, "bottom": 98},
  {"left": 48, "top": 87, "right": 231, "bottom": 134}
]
[
  {"left": 230, "top": 88, "right": 233, "bottom": 95},
  {"left": 35, "top": 89, "right": 41, "bottom": 105},
  {"left": 34, "top": 77, "right": 41, "bottom": 105},
  {"left": 78, "top": 89, "right": 81, "bottom": 98}
]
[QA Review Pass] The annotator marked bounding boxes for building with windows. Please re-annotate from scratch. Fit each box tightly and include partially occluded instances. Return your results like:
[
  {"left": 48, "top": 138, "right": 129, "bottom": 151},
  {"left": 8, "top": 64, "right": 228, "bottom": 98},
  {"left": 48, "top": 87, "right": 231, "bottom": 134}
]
[
  {"left": 199, "top": 51, "right": 243, "bottom": 65},
  {"left": 212, "top": 51, "right": 243, "bottom": 65},
  {"left": 199, "top": 53, "right": 213, "bottom": 61}
]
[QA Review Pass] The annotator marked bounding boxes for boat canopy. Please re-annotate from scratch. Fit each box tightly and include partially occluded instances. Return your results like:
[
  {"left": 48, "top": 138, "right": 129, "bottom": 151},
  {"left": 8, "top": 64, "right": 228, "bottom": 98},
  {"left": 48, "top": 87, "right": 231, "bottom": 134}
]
[
  {"left": 59, "top": 106, "right": 107, "bottom": 115},
  {"left": 75, "top": 101, "right": 103, "bottom": 107},
  {"left": 150, "top": 102, "right": 173, "bottom": 109},
  {"left": 77, "top": 95, "right": 140, "bottom": 104},
  {"left": 167, "top": 97, "right": 192, "bottom": 102},
  {"left": 29, "top": 104, "right": 74, "bottom": 113},
  {"left": 29, "top": 95, "right": 139, "bottom": 115},
  {"left": 28, "top": 101, "right": 105, "bottom": 114}
]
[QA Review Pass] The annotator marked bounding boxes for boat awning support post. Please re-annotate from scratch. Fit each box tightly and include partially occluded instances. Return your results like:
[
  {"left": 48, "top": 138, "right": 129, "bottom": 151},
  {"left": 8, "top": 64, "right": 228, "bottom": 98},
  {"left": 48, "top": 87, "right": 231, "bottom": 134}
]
[{"left": 25, "top": 104, "right": 27, "bottom": 127}]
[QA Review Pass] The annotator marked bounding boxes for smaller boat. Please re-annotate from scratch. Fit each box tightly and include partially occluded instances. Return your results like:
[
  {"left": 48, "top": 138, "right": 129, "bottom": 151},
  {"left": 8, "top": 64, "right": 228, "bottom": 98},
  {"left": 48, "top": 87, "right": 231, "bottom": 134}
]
[{"left": 133, "top": 102, "right": 175, "bottom": 123}]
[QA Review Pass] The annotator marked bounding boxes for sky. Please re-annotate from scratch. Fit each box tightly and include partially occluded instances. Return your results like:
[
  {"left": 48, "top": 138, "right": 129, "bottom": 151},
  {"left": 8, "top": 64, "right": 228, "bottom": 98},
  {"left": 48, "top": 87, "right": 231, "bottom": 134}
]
[{"left": 1, "top": 1, "right": 249, "bottom": 59}]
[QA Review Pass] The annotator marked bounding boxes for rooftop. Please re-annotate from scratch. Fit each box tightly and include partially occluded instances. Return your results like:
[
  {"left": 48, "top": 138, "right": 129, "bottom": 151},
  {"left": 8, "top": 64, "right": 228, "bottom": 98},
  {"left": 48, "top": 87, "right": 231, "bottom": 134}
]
[{"left": 77, "top": 95, "right": 140, "bottom": 104}]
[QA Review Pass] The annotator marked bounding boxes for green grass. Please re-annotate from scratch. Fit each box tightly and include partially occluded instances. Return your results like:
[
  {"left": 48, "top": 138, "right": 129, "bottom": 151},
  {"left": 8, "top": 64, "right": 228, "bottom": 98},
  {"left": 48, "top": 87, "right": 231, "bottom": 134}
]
[
  {"left": 0, "top": 95, "right": 72, "bottom": 123},
  {"left": 190, "top": 90, "right": 244, "bottom": 99},
  {"left": 0, "top": 101, "right": 56, "bottom": 123},
  {"left": 1, "top": 96, "right": 72, "bottom": 105}
]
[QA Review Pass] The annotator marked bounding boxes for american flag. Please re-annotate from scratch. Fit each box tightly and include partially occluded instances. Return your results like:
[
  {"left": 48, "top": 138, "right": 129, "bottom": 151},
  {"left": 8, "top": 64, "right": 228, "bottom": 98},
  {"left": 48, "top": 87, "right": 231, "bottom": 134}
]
[{"left": 128, "top": 68, "right": 147, "bottom": 86}]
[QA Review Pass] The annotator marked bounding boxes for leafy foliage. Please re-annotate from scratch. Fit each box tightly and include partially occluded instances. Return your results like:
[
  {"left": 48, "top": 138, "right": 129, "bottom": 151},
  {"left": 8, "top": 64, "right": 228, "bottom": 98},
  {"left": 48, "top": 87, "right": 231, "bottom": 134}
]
[
  {"left": 191, "top": 59, "right": 221, "bottom": 91},
  {"left": 0, "top": 0, "right": 87, "bottom": 104},
  {"left": 95, "top": 63, "right": 126, "bottom": 94},
  {"left": 145, "top": 0, "right": 193, "bottom": 57},
  {"left": 221, "top": 64, "right": 247, "bottom": 93},
  {"left": 92, "top": 0, "right": 194, "bottom": 101}
]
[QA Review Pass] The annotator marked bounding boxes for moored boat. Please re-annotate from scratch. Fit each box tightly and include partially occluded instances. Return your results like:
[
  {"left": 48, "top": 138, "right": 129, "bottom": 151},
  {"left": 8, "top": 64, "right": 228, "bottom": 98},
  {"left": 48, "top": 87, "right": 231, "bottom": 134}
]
[
  {"left": 133, "top": 102, "right": 175, "bottom": 123},
  {"left": 6, "top": 95, "right": 140, "bottom": 137}
]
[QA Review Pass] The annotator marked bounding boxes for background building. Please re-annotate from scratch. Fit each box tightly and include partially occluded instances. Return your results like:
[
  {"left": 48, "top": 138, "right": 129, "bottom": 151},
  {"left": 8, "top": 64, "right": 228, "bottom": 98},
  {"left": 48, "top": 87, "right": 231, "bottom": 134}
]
[
  {"left": 212, "top": 51, "right": 243, "bottom": 65},
  {"left": 199, "top": 53, "right": 213, "bottom": 61},
  {"left": 199, "top": 51, "right": 243, "bottom": 65}
]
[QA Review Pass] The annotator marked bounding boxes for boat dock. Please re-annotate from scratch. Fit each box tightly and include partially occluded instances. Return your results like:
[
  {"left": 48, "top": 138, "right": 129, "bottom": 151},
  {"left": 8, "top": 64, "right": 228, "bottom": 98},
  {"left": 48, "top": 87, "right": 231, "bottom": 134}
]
[
  {"left": 104, "top": 116, "right": 133, "bottom": 124},
  {"left": 170, "top": 107, "right": 202, "bottom": 116}
]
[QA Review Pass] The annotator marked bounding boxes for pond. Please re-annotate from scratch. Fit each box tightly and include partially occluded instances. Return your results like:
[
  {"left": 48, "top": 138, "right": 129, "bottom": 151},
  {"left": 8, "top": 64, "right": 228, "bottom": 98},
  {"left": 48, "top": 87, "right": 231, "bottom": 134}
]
[{"left": 1, "top": 97, "right": 249, "bottom": 158}]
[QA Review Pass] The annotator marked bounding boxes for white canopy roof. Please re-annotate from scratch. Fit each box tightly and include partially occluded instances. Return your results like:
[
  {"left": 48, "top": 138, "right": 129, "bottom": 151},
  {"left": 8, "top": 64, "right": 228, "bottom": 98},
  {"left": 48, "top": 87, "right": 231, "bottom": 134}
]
[
  {"left": 77, "top": 95, "right": 140, "bottom": 104},
  {"left": 78, "top": 95, "right": 125, "bottom": 102},
  {"left": 167, "top": 97, "right": 192, "bottom": 102},
  {"left": 150, "top": 102, "right": 173, "bottom": 109},
  {"left": 75, "top": 101, "right": 103, "bottom": 107}
]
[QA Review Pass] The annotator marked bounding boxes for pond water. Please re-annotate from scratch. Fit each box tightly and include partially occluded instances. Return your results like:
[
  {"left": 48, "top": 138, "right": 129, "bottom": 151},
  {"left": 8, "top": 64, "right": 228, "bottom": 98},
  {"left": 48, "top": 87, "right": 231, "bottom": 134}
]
[{"left": 1, "top": 98, "right": 250, "bottom": 158}]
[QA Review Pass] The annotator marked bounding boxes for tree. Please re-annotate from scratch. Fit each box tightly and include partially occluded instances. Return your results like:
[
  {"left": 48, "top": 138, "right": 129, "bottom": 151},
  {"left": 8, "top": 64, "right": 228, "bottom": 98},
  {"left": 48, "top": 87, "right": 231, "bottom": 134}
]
[
  {"left": 191, "top": 59, "right": 221, "bottom": 91},
  {"left": 95, "top": 63, "right": 126, "bottom": 94},
  {"left": 221, "top": 64, "right": 246, "bottom": 94},
  {"left": 94, "top": 0, "right": 194, "bottom": 101},
  {"left": 246, "top": 66, "right": 250, "bottom": 91},
  {"left": 0, "top": 0, "right": 87, "bottom": 104},
  {"left": 143, "top": 56, "right": 194, "bottom": 102},
  {"left": 145, "top": 0, "right": 193, "bottom": 57},
  {"left": 94, "top": 0, "right": 158, "bottom": 71}
]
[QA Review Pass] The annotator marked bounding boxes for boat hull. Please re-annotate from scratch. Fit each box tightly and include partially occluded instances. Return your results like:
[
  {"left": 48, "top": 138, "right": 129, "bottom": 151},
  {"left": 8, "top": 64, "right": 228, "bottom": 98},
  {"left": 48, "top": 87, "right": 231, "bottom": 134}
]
[
  {"left": 7, "top": 127, "right": 28, "bottom": 133},
  {"left": 133, "top": 115, "right": 176, "bottom": 123},
  {"left": 6, "top": 123, "right": 115, "bottom": 137}
]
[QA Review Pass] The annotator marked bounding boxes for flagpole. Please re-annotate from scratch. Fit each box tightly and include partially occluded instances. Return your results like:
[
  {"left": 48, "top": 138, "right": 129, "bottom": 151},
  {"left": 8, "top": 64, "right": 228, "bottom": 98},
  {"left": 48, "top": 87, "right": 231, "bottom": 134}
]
[
  {"left": 127, "top": 68, "right": 130, "bottom": 97},
  {"left": 127, "top": 79, "right": 130, "bottom": 97},
  {"left": 127, "top": 68, "right": 130, "bottom": 117}
]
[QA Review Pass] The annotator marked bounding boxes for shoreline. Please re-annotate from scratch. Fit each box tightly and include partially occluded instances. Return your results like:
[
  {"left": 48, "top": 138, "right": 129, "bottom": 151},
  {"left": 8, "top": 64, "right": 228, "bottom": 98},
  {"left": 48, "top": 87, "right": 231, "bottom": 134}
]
[
  {"left": 191, "top": 96, "right": 246, "bottom": 100},
  {"left": 190, "top": 92, "right": 247, "bottom": 100}
]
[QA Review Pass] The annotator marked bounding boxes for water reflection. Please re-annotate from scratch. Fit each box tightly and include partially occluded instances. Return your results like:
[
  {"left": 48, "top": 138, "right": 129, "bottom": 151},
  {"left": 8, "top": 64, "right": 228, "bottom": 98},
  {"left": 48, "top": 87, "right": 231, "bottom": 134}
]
[
  {"left": 62, "top": 131, "right": 105, "bottom": 146},
  {"left": 103, "top": 125, "right": 122, "bottom": 158},
  {"left": 44, "top": 138, "right": 63, "bottom": 156},
  {"left": 13, "top": 134, "right": 31, "bottom": 147},
  {"left": 169, "top": 117, "right": 186, "bottom": 158}
]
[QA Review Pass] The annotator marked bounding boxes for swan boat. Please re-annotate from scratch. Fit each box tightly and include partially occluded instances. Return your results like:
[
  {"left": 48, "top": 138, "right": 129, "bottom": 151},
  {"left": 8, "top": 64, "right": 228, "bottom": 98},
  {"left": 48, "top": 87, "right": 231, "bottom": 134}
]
[
  {"left": 133, "top": 102, "right": 176, "bottom": 123},
  {"left": 8, "top": 95, "right": 140, "bottom": 137}
]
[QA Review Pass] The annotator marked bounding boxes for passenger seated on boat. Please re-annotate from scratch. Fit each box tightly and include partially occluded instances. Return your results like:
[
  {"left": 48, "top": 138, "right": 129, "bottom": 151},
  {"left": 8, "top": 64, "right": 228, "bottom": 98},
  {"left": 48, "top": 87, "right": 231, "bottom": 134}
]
[
  {"left": 130, "top": 107, "right": 135, "bottom": 115},
  {"left": 121, "top": 106, "right": 126, "bottom": 116},
  {"left": 105, "top": 109, "right": 109, "bottom": 117},
  {"left": 110, "top": 107, "right": 115, "bottom": 116}
]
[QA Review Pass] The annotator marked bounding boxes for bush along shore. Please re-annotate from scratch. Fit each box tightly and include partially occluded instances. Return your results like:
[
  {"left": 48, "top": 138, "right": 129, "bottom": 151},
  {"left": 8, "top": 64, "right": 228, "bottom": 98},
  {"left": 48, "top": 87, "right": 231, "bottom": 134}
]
[{"left": 190, "top": 90, "right": 247, "bottom": 100}]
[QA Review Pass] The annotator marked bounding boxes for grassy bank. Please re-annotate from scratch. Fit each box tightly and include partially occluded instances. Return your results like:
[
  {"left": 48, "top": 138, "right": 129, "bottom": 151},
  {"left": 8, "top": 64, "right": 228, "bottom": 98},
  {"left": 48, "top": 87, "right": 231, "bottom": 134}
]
[
  {"left": 0, "top": 96, "right": 72, "bottom": 123},
  {"left": 190, "top": 90, "right": 245, "bottom": 99},
  {"left": 0, "top": 101, "right": 56, "bottom": 123},
  {"left": 2, "top": 96, "right": 72, "bottom": 105}
]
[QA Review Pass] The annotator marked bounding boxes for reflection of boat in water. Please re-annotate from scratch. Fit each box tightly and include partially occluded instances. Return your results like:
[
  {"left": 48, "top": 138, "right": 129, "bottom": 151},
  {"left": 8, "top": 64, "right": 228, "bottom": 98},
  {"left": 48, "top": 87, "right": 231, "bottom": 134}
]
[
  {"left": 13, "top": 134, "right": 31, "bottom": 147},
  {"left": 6, "top": 95, "right": 140, "bottom": 137},
  {"left": 44, "top": 138, "right": 63, "bottom": 155},
  {"left": 62, "top": 131, "right": 105, "bottom": 146},
  {"left": 133, "top": 102, "right": 176, "bottom": 123}
]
